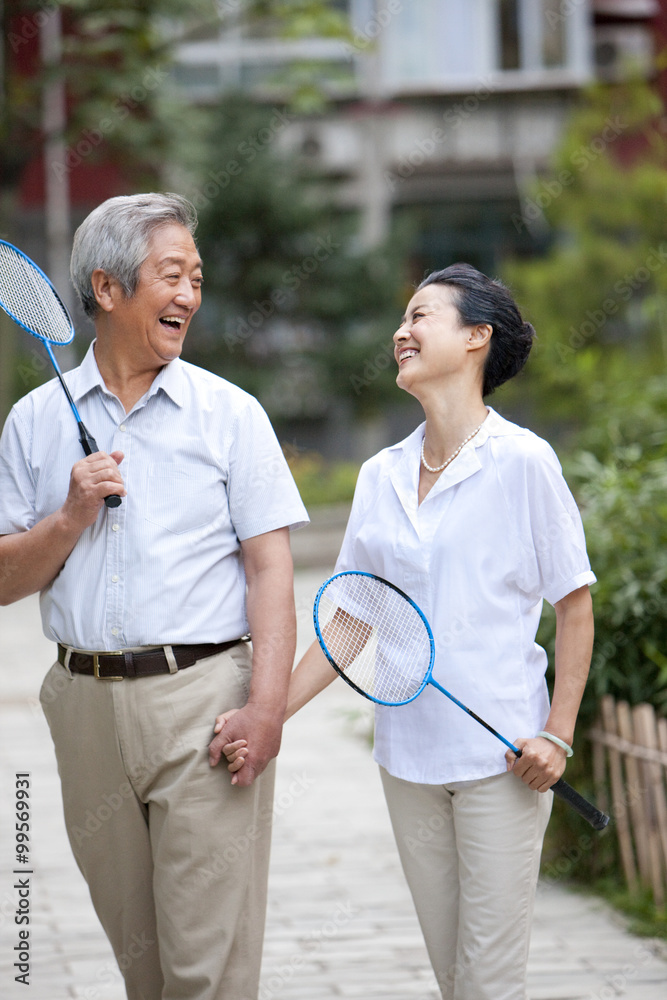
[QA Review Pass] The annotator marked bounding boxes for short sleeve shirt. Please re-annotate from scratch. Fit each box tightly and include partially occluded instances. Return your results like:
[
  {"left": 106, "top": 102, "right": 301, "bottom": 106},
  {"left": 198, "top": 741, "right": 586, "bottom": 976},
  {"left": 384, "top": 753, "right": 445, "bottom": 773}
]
[
  {"left": 335, "top": 408, "right": 595, "bottom": 784},
  {"left": 0, "top": 344, "right": 309, "bottom": 649}
]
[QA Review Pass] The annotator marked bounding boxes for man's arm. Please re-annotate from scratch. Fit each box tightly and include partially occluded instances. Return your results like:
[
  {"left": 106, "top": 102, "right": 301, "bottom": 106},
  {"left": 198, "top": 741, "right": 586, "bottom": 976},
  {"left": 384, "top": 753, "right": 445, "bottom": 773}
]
[
  {"left": 506, "top": 584, "right": 594, "bottom": 791},
  {"left": 208, "top": 526, "right": 296, "bottom": 784},
  {"left": 0, "top": 450, "right": 125, "bottom": 605}
]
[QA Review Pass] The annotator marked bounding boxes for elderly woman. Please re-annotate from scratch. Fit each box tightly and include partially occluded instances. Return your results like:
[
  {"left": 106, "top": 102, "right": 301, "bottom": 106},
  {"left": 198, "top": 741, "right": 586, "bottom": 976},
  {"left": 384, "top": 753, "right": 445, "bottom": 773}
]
[
  {"left": 222, "top": 264, "right": 595, "bottom": 1000},
  {"left": 0, "top": 193, "right": 308, "bottom": 1000}
]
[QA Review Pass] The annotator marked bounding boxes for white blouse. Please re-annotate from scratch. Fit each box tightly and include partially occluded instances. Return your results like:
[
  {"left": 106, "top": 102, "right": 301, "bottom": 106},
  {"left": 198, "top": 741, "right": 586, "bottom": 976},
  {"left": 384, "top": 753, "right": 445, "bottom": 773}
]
[{"left": 335, "top": 408, "right": 595, "bottom": 784}]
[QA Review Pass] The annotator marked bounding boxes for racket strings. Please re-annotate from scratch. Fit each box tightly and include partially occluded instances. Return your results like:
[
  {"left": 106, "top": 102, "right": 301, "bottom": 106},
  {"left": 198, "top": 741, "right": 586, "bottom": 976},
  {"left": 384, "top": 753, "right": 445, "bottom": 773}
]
[
  {"left": 0, "top": 244, "right": 72, "bottom": 343},
  {"left": 317, "top": 575, "right": 432, "bottom": 705}
]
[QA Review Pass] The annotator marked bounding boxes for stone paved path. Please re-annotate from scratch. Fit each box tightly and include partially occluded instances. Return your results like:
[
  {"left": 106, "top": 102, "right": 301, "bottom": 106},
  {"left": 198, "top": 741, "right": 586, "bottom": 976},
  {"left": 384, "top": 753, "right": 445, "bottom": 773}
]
[{"left": 1, "top": 573, "right": 666, "bottom": 999}]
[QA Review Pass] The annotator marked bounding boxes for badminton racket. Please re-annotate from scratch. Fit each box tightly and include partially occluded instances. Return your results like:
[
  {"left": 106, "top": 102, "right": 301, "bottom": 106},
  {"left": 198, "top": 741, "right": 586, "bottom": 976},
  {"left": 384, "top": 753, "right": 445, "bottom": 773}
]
[
  {"left": 0, "top": 240, "right": 121, "bottom": 507},
  {"left": 314, "top": 571, "right": 609, "bottom": 830}
]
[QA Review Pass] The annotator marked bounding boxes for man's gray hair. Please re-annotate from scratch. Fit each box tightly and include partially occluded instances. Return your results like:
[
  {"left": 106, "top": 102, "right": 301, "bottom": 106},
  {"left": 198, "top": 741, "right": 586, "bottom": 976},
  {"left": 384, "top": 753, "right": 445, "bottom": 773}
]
[{"left": 70, "top": 192, "right": 198, "bottom": 318}]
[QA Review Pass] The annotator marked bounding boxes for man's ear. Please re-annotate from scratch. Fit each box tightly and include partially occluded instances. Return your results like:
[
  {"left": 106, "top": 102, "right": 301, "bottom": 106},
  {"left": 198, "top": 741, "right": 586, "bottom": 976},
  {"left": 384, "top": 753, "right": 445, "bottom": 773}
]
[
  {"left": 90, "top": 269, "right": 118, "bottom": 314},
  {"left": 466, "top": 323, "right": 492, "bottom": 353}
]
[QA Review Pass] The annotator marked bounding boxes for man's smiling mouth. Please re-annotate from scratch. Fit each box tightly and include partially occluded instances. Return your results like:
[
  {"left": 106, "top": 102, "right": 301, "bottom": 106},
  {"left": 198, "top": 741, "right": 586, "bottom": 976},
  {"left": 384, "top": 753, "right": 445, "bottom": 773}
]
[{"left": 160, "top": 316, "right": 186, "bottom": 331}]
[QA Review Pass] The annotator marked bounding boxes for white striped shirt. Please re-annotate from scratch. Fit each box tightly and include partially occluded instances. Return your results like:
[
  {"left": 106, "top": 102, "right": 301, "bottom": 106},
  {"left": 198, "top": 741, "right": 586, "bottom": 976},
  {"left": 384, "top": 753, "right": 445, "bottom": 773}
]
[{"left": 0, "top": 343, "right": 309, "bottom": 649}]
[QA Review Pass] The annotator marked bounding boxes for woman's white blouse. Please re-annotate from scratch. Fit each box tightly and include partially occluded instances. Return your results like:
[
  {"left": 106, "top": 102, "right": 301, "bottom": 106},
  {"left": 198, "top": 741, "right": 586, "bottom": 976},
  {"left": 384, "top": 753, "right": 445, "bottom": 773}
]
[{"left": 334, "top": 408, "right": 595, "bottom": 785}]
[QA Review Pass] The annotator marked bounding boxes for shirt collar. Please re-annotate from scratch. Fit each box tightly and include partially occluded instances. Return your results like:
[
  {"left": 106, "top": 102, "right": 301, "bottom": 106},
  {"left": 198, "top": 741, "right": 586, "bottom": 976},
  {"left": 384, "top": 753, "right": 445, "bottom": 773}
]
[
  {"left": 387, "top": 406, "right": 520, "bottom": 515},
  {"left": 67, "top": 341, "right": 185, "bottom": 409},
  {"left": 148, "top": 356, "right": 186, "bottom": 408}
]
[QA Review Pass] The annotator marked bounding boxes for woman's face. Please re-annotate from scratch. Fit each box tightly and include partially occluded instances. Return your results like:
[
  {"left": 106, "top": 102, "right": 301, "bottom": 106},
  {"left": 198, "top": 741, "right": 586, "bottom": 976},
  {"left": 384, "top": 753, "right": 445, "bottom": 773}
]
[{"left": 393, "top": 283, "right": 470, "bottom": 395}]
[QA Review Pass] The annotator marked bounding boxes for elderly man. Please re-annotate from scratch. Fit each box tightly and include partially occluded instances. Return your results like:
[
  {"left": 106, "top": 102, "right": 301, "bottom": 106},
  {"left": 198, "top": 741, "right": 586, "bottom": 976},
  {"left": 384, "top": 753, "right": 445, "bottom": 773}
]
[{"left": 0, "top": 193, "right": 308, "bottom": 999}]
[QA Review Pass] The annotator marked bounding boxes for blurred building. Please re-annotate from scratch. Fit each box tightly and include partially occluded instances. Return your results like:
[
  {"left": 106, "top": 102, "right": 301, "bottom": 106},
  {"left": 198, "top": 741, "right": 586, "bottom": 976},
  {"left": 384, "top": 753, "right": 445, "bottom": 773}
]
[
  {"left": 173, "top": 0, "right": 664, "bottom": 277},
  {"left": 3, "top": 1, "right": 664, "bottom": 289},
  {"left": 2, "top": 1, "right": 665, "bottom": 439}
]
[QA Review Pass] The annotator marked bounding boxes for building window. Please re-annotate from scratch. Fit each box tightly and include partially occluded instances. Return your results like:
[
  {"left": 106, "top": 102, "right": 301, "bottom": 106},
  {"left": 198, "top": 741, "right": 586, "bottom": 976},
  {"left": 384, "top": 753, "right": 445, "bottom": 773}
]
[
  {"left": 366, "top": 0, "right": 589, "bottom": 95},
  {"left": 499, "top": 0, "right": 521, "bottom": 70},
  {"left": 541, "top": 0, "right": 567, "bottom": 68},
  {"left": 498, "top": 0, "right": 568, "bottom": 72}
]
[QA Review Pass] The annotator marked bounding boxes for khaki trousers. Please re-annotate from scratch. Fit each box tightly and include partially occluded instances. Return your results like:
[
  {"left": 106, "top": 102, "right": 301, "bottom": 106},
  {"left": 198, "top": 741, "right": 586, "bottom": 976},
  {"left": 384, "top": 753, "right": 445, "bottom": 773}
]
[
  {"left": 40, "top": 644, "right": 275, "bottom": 1000},
  {"left": 380, "top": 768, "right": 552, "bottom": 1000}
]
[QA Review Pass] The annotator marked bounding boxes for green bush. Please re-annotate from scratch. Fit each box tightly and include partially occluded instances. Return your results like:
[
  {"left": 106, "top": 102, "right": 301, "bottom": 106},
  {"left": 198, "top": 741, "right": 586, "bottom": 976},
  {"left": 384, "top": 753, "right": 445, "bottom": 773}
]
[
  {"left": 286, "top": 451, "right": 359, "bottom": 507},
  {"left": 537, "top": 375, "right": 667, "bottom": 727}
]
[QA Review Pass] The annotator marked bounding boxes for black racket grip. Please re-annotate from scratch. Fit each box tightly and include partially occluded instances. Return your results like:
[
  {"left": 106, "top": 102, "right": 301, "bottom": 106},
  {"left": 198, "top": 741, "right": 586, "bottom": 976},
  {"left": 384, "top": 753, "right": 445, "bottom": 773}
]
[
  {"left": 78, "top": 424, "right": 122, "bottom": 508},
  {"left": 550, "top": 778, "right": 610, "bottom": 830},
  {"left": 512, "top": 750, "right": 609, "bottom": 830}
]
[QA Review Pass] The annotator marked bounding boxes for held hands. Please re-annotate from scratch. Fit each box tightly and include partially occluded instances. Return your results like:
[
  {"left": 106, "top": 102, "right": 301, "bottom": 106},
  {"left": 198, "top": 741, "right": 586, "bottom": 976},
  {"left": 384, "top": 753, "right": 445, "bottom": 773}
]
[
  {"left": 62, "top": 451, "right": 125, "bottom": 528},
  {"left": 208, "top": 704, "right": 280, "bottom": 787},
  {"left": 505, "top": 735, "right": 568, "bottom": 792}
]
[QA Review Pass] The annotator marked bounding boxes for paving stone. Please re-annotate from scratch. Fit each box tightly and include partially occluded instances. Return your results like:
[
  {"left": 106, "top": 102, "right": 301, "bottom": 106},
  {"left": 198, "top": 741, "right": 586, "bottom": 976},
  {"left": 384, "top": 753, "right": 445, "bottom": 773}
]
[{"left": 2, "top": 583, "right": 666, "bottom": 1000}]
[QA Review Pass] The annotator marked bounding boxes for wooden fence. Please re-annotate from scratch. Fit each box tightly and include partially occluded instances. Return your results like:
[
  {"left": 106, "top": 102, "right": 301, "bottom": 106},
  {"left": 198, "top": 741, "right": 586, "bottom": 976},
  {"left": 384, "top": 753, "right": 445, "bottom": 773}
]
[{"left": 589, "top": 694, "right": 667, "bottom": 906}]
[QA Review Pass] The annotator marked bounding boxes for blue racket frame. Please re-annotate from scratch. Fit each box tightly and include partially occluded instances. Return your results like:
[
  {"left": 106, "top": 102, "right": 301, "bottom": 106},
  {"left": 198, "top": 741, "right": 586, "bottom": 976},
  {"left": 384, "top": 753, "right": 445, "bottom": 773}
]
[
  {"left": 0, "top": 240, "right": 122, "bottom": 507},
  {"left": 314, "top": 570, "right": 519, "bottom": 751},
  {"left": 0, "top": 239, "right": 75, "bottom": 346},
  {"left": 314, "top": 570, "right": 609, "bottom": 831}
]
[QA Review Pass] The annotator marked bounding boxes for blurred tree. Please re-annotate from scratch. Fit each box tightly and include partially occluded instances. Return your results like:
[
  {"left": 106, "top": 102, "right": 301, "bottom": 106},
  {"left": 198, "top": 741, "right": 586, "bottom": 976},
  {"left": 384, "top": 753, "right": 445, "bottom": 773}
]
[
  {"left": 0, "top": 0, "right": 354, "bottom": 421},
  {"left": 182, "top": 94, "right": 411, "bottom": 440},
  {"left": 504, "top": 79, "right": 667, "bottom": 900},
  {"left": 0, "top": 1, "right": 216, "bottom": 204},
  {"left": 236, "top": 0, "right": 355, "bottom": 113},
  {"left": 538, "top": 375, "right": 667, "bottom": 729},
  {"left": 0, "top": 1, "right": 218, "bottom": 421},
  {"left": 499, "top": 76, "right": 667, "bottom": 441},
  {"left": 502, "top": 77, "right": 667, "bottom": 718}
]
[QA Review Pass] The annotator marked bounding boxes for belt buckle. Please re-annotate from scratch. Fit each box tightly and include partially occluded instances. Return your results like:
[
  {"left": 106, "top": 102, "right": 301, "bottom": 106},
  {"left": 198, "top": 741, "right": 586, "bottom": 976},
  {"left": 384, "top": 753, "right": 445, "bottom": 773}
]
[{"left": 93, "top": 652, "right": 124, "bottom": 681}]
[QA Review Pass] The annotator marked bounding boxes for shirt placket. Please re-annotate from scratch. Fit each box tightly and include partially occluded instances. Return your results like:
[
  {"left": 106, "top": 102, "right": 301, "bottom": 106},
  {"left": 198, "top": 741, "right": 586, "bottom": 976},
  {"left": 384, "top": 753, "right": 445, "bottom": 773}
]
[{"left": 104, "top": 413, "right": 131, "bottom": 649}]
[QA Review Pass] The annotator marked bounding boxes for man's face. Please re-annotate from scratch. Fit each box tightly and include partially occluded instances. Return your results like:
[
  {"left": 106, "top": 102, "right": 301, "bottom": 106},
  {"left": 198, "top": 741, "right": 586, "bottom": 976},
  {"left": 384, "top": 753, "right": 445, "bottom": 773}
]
[{"left": 108, "top": 223, "right": 203, "bottom": 367}]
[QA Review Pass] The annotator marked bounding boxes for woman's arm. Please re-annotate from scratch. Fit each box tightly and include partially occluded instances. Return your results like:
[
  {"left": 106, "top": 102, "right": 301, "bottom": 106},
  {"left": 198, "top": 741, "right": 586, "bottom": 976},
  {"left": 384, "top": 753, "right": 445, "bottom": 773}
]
[
  {"left": 506, "top": 584, "right": 594, "bottom": 792},
  {"left": 219, "top": 638, "right": 339, "bottom": 782},
  {"left": 284, "top": 639, "right": 339, "bottom": 719}
]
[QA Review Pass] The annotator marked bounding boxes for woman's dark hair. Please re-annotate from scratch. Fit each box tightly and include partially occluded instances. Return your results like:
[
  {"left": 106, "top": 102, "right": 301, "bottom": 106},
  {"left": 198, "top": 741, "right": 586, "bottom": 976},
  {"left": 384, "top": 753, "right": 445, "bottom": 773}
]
[{"left": 418, "top": 263, "right": 535, "bottom": 396}]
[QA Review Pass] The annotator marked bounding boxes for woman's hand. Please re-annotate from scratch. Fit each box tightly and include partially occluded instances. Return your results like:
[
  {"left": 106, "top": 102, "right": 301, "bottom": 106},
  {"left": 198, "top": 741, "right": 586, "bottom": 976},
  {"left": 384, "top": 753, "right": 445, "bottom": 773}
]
[
  {"left": 211, "top": 708, "right": 249, "bottom": 784},
  {"left": 505, "top": 735, "right": 568, "bottom": 793}
]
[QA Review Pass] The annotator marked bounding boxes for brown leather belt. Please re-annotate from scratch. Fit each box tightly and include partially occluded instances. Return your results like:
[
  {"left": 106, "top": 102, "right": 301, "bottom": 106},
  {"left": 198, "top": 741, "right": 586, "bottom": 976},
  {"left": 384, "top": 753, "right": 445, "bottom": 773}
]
[{"left": 57, "top": 639, "right": 247, "bottom": 681}]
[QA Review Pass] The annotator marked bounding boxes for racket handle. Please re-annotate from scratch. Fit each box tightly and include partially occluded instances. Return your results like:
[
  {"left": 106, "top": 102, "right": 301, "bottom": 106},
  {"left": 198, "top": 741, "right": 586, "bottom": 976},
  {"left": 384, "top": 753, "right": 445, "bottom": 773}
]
[
  {"left": 511, "top": 749, "right": 609, "bottom": 830},
  {"left": 78, "top": 423, "right": 123, "bottom": 508},
  {"left": 550, "top": 778, "right": 610, "bottom": 830}
]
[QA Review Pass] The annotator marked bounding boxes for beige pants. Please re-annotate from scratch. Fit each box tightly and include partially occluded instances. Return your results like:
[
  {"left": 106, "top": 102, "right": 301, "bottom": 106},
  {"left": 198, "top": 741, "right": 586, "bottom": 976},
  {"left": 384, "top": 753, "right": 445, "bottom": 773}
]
[
  {"left": 40, "top": 644, "right": 275, "bottom": 1000},
  {"left": 380, "top": 768, "right": 552, "bottom": 1000}
]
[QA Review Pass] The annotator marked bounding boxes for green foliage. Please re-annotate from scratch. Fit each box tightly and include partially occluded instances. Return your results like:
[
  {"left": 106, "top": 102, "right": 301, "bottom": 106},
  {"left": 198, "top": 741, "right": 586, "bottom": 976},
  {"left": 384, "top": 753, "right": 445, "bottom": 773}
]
[
  {"left": 502, "top": 76, "right": 667, "bottom": 434},
  {"left": 537, "top": 373, "right": 667, "bottom": 729},
  {"left": 573, "top": 448, "right": 667, "bottom": 716},
  {"left": 182, "top": 94, "right": 410, "bottom": 430},
  {"left": 593, "top": 881, "right": 667, "bottom": 939},
  {"left": 2, "top": 2, "right": 216, "bottom": 191},
  {"left": 507, "top": 77, "right": 667, "bottom": 720},
  {"left": 220, "top": 1, "right": 355, "bottom": 113},
  {"left": 508, "top": 79, "right": 667, "bottom": 907},
  {"left": 286, "top": 451, "right": 358, "bottom": 506}
]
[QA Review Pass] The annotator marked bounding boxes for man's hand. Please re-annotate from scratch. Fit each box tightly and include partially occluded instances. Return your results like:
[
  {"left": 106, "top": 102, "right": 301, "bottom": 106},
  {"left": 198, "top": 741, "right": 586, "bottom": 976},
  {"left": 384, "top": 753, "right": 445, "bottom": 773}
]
[
  {"left": 505, "top": 736, "right": 568, "bottom": 793},
  {"left": 61, "top": 450, "right": 125, "bottom": 529},
  {"left": 208, "top": 703, "right": 282, "bottom": 787},
  {"left": 0, "top": 450, "right": 126, "bottom": 605}
]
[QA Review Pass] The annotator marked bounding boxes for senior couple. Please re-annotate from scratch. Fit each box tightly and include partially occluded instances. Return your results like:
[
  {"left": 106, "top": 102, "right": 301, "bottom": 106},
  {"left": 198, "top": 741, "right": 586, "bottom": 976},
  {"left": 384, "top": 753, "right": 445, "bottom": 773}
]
[{"left": 0, "top": 193, "right": 594, "bottom": 1000}]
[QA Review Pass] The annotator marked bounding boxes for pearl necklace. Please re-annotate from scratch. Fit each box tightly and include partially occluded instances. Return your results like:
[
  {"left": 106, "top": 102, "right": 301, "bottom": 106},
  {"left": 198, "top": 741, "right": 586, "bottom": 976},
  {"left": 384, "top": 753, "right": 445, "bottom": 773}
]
[{"left": 420, "top": 422, "right": 485, "bottom": 474}]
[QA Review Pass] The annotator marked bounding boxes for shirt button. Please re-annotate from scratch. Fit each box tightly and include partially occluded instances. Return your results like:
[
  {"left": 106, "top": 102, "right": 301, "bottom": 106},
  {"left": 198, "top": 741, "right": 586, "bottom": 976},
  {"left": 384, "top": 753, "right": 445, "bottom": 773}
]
[
  {"left": 119, "top": 424, "right": 127, "bottom": 432},
  {"left": 111, "top": 575, "right": 119, "bottom": 583},
  {"left": 111, "top": 627, "right": 119, "bottom": 637},
  {"left": 112, "top": 523, "right": 120, "bottom": 532}
]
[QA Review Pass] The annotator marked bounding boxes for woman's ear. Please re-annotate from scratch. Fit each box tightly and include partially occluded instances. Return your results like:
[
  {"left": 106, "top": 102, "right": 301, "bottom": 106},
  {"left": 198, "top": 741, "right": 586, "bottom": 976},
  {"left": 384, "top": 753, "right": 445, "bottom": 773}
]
[
  {"left": 466, "top": 323, "right": 493, "bottom": 353},
  {"left": 90, "top": 269, "right": 117, "bottom": 314}
]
